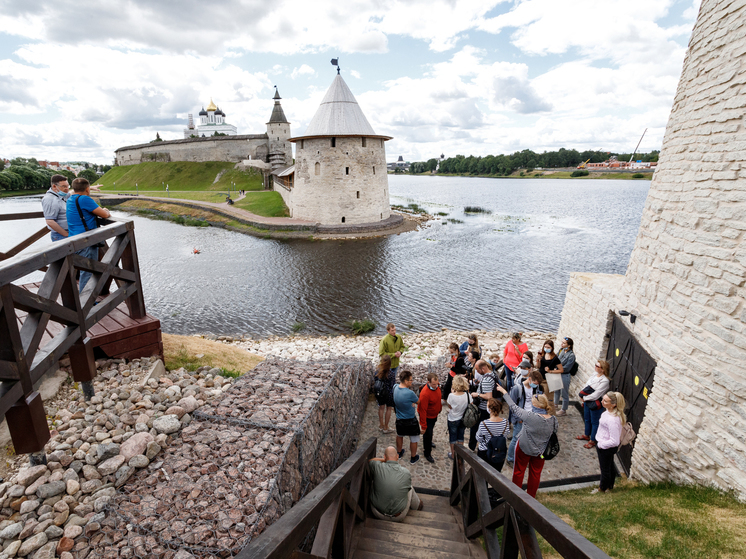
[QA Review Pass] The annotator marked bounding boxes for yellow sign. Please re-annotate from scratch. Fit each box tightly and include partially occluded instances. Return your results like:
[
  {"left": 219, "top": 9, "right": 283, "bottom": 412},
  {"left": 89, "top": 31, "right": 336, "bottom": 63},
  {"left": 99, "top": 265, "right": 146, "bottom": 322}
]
[
  {"left": 644, "top": 386, "right": 648, "bottom": 399},
  {"left": 635, "top": 376, "right": 639, "bottom": 386},
  {"left": 616, "top": 348, "right": 619, "bottom": 357}
]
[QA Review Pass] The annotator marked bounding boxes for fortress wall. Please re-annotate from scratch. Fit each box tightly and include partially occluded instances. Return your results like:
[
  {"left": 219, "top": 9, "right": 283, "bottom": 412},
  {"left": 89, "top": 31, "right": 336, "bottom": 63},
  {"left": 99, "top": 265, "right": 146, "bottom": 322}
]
[
  {"left": 558, "top": 0, "right": 746, "bottom": 496},
  {"left": 290, "top": 137, "right": 391, "bottom": 225},
  {"left": 115, "top": 136, "right": 270, "bottom": 166}
]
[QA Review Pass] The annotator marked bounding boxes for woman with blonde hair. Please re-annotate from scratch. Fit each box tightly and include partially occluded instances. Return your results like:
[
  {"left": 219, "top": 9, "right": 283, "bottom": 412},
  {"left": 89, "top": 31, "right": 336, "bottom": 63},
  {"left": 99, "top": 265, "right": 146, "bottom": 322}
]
[
  {"left": 495, "top": 384, "right": 558, "bottom": 498},
  {"left": 576, "top": 359, "right": 611, "bottom": 449},
  {"left": 446, "top": 375, "right": 470, "bottom": 460},
  {"left": 592, "top": 391, "right": 626, "bottom": 494}
]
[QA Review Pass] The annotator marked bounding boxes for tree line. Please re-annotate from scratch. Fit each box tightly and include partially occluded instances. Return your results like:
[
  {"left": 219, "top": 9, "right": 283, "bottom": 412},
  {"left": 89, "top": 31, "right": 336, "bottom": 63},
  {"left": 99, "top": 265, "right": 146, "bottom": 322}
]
[
  {"left": 408, "top": 148, "right": 660, "bottom": 176},
  {"left": 0, "top": 158, "right": 112, "bottom": 191}
]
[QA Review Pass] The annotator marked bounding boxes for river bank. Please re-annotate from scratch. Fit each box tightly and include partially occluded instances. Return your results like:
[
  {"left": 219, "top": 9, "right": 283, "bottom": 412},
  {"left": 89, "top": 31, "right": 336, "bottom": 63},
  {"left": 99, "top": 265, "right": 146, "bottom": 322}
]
[{"left": 414, "top": 170, "right": 653, "bottom": 180}]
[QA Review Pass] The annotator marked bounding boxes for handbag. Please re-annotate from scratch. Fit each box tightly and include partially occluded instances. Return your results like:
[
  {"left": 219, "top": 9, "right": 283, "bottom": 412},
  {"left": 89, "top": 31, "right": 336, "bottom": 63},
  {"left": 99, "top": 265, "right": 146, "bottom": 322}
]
[
  {"left": 541, "top": 418, "right": 560, "bottom": 460},
  {"left": 461, "top": 393, "right": 480, "bottom": 429},
  {"left": 395, "top": 417, "right": 420, "bottom": 437}
]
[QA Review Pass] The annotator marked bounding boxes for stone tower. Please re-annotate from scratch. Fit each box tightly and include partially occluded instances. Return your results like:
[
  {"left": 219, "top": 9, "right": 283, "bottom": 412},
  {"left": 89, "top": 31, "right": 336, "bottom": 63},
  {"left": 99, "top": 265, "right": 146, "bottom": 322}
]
[
  {"left": 287, "top": 74, "right": 392, "bottom": 225},
  {"left": 267, "top": 87, "right": 292, "bottom": 173},
  {"left": 557, "top": 0, "right": 746, "bottom": 497}
]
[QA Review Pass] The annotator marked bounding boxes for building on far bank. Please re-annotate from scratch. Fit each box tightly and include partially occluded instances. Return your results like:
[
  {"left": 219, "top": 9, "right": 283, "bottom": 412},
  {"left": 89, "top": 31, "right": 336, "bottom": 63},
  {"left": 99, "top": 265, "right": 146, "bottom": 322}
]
[
  {"left": 273, "top": 73, "right": 392, "bottom": 225},
  {"left": 184, "top": 99, "right": 238, "bottom": 138}
]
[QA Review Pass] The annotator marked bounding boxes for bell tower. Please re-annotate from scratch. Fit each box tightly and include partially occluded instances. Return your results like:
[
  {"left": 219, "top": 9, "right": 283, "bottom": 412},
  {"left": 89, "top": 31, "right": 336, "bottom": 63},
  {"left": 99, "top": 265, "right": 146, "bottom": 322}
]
[{"left": 267, "top": 87, "right": 292, "bottom": 172}]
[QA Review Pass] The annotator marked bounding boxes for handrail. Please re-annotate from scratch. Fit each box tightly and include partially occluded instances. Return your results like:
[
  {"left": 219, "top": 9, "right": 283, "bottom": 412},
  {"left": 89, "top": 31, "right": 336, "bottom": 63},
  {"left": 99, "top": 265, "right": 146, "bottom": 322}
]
[
  {"left": 0, "top": 212, "right": 147, "bottom": 457},
  {"left": 451, "top": 445, "right": 612, "bottom": 559},
  {"left": 239, "top": 437, "right": 377, "bottom": 559}
]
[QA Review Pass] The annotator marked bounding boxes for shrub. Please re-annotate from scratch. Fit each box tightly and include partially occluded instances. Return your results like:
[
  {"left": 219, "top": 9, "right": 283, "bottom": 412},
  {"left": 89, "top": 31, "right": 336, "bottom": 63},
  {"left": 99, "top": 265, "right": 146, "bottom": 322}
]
[
  {"left": 464, "top": 206, "right": 492, "bottom": 214},
  {"left": 571, "top": 170, "right": 590, "bottom": 177},
  {"left": 291, "top": 321, "right": 306, "bottom": 332},
  {"left": 631, "top": 173, "right": 645, "bottom": 179},
  {"left": 346, "top": 319, "right": 376, "bottom": 335}
]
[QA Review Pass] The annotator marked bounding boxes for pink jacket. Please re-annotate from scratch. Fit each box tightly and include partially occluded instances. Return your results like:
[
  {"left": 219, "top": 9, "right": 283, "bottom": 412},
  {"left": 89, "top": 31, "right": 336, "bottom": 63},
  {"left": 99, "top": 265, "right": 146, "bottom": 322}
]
[
  {"left": 503, "top": 341, "right": 527, "bottom": 370},
  {"left": 596, "top": 411, "right": 622, "bottom": 449}
]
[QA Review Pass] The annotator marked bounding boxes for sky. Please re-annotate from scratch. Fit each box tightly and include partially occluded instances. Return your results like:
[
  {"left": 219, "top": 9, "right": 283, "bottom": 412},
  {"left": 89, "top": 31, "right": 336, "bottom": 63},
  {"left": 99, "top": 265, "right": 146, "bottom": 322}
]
[{"left": 0, "top": 0, "right": 701, "bottom": 164}]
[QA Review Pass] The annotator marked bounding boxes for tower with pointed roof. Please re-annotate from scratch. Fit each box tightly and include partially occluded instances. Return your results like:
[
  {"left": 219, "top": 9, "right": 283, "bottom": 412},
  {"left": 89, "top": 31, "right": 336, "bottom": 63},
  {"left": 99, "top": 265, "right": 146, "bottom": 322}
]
[
  {"left": 278, "top": 73, "right": 392, "bottom": 225},
  {"left": 267, "top": 87, "right": 292, "bottom": 173}
]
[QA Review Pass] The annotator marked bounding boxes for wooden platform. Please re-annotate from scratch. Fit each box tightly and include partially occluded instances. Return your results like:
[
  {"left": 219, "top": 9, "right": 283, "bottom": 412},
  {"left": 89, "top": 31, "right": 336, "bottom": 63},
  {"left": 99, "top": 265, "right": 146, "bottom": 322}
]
[{"left": 16, "top": 281, "right": 163, "bottom": 362}]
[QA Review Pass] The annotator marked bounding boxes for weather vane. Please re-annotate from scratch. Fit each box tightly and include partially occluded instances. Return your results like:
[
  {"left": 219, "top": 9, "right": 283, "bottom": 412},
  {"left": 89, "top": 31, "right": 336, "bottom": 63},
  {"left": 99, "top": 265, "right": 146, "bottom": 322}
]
[{"left": 331, "top": 58, "right": 340, "bottom": 74}]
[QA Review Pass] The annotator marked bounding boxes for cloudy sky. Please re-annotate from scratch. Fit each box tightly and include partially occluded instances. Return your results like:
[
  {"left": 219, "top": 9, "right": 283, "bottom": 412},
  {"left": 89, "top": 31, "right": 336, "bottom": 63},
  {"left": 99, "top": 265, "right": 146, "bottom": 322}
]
[{"left": 0, "top": 0, "right": 700, "bottom": 164}]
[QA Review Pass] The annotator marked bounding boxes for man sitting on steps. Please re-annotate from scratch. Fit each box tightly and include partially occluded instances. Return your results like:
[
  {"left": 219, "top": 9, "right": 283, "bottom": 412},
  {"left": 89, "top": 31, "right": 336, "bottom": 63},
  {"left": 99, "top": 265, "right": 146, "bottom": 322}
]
[{"left": 368, "top": 446, "right": 423, "bottom": 521}]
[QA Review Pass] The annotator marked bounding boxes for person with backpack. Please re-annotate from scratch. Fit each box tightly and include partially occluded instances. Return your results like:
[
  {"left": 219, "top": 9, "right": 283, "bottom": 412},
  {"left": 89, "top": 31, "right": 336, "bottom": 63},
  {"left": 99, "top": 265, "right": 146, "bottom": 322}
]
[
  {"left": 495, "top": 383, "right": 558, "bottom": 498},
  {"left": 446, "top": 375, "right": 469, "bottom": 460},
  {"left": 417, "top": 372, "right": 442, "bottom": 463},
  {"left": 592, "top": 391, "right": 627, "bottom": 494},
  {"left": 476, "top": 398, "right": 508, "bottom": 471},
  {"left": 468, "top": 360, "right": 497, "bottom": 451},
  {"left": 393, "top": 370, "right": 421, "bottom": 464},
  {"left": 553, "top": 337, "right": 576, "bottom": 416},
  {"left": 374, "top": 355, "right": 396, "bottom": 433},
  {"left": 576, "top": 360, "right": 611, "bottom": 448},
  {"left": 506, "top": 367, "right": 544, "bottom": 466},
  {"left": 442, "top": 343, "right": 466, "bottom": 400}
]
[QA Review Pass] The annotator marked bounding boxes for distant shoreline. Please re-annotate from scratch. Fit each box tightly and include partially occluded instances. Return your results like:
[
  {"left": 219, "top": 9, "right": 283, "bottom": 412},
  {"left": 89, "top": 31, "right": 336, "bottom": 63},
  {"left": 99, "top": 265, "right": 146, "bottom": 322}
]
[{"left": 392, "top": 170, "right": 654, "bottom": 180}]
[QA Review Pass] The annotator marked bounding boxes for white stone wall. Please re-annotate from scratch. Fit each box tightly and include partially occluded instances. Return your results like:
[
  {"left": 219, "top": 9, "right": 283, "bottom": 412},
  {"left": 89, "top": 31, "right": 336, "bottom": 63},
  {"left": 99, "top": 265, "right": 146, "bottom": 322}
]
[
  {"left": 115, "top": 136, "right": 270, "bottom": 166},
  {"left": 558, "top": 0, "right": 746, "bottom": 498},
  {"left": 267, "top": 122, "right": 293, "bottom": 169},
  {"left": 288, "top": 137, "right": 391, "bottom": 224}
]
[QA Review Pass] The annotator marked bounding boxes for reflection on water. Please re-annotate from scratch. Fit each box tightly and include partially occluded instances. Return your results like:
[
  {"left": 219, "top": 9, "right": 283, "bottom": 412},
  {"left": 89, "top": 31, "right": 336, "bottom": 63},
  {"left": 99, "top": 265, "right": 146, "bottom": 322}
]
[{"left": 0, "top": 176, "right": 648, "bottom": 336}]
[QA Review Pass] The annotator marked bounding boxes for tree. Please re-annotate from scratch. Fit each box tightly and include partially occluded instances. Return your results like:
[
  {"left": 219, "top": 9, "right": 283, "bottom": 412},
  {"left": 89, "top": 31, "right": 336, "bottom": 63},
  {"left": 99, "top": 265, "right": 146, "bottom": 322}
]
[
  {"left": 212, "top": 132, "right": 227, "bottom": 136},
  {"left": 0, "top": 160, "right": 4, "bottom": 172},
  {"left": 151, "top": 132, "right": 163, "bottom": 143},
  {"left": 78, "top": 169, "right": 99, "bottom": 183},
  {"left": 58, "top": 169, "right": 76, "bottom": 183}
]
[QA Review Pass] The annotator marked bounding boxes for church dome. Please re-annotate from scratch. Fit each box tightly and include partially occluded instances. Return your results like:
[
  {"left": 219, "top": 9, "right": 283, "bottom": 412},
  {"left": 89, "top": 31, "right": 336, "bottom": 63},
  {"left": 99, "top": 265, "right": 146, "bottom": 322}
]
[
  {"left": 206, "top": 99, "right": 218, "bottom": 112},
  {"left": 198, "top": 107, "right": 207, "bottom": 116}
]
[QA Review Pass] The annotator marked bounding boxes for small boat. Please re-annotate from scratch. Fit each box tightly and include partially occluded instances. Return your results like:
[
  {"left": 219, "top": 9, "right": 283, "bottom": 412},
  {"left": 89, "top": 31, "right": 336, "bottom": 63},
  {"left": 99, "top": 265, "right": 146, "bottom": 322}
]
[{"left": 193, "top": 248, "right": 201, "bottom": 254}]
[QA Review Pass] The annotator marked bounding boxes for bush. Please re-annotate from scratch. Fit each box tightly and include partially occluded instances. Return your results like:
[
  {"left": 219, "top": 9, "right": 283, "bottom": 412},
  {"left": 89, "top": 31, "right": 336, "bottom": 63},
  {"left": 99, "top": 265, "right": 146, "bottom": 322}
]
[
  {"left": 631, "top": 173, "right": 645, "bottom": 178},
  {"left": 571, "top": 170, "right": 590, "bottom": 177},
  {"left": 346, "top": 319, "right": 376, "bottom": 335},
  {"left": 291, "top": 321, "right": 306, "bottom": 332},
  {"left": 464, "top": 206, "right": 492, "bottom": 214}
]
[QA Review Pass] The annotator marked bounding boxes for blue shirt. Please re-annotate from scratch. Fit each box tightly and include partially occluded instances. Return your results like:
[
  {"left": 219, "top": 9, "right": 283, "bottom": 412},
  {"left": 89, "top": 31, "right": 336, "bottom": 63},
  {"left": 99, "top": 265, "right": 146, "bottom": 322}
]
[
  {"left": 66, "top": 195, "right": 99, "bottom": 236},
  {"left": 393, "top": 385, "right": 418, "bottom": 420}
]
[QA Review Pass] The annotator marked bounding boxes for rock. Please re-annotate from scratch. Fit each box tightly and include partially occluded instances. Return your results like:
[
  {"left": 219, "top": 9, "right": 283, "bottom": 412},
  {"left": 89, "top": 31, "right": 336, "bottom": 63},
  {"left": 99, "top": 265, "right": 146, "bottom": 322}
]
[
  {"left": 153, "top": 415, "right": 181, "bottom": 435},
  {"left": 19, "top": 499, "right": 40, "bottom": 514},
  {"left": 174, "top": 550, "right": 196, "bottom": 559},
  {"left": 114, "top": 466, "right": 135, "bottom": 488},
  {"left": 15, "top": 466, "right": 48, "bottom": 488},
  {"left": 63, "top": 524, "right": 82, "bottom": 539},
  {"left": 54, "top": 510, "right": 69, "bottom": 526},
  {"left": 145, "top": 441, "right": 161, "bottom": 460},
  {"left": 65, "top": 479, "right": 80, "bottom": 495},
  {"left": 44, "top": 524, "right": 63, "bottom": 539},
  {"left": 61, "top": 553, "right": 73, "bottom": 559},
  {"left": 36, "top": 481, "right": 66, "bottom": 500},
  {"left": 0, "top": 521, "right": 23, "bottom": 539},
  {"left": 96, "top": 443, "right": 120, "bottom": 461},
  {"left": 177, "top": 396, "right": 200, "bottom": 413},
  {"left": 119, "top": 432, "right": 153, "bottom": 461},
  {"left": 57, "top": 537, "right": 75, "bottom": 554},
  {"left": 97, "top": 455, "right": 126, "bottom": 476},
  {"left": 17, "top": 532, "right": 47, "bottom": 556},
  {"left": 4, "top": 540, "right": 21, "bottom": 558},
  {"left": 81, "top": 465, "right": 102, "bottom": 480},
  {"left": 142, "top": 359, "right": 166, "bottom": 386},
  {"left": 129, "top": 455, "right": 149, "bottom": 469},
  {"left": 164, "top": 405, "right": 186, "bottom": 419},
  {"left": 33, "top": 540, "right": 58, "bottom": 559}
]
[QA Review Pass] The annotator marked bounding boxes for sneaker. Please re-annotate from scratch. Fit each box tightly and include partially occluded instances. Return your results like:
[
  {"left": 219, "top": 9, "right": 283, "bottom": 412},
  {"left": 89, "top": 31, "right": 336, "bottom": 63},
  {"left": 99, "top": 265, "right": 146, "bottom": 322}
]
[
  {"left": 398, "top": 449, "right": 405, "bottom": 459},
  {"left": 410, "top": 455, "right": 420, "bottom": 464},
  {"left": 506, "top": 460, "right": 514, "bottom": 468},
  {"left": 431, "top": 444, "right": 436, "bottom": 449},
  {"left": 590, "top": 488, "right": 601, "bottom": 495},
  {"left": 556, "top": 410, "right": 567, "bottom": 416},
  {"left": 448, "top": 452, "right": 453, "bottom": 460},
  {"left": 425, "top": 455, "right": 435, "bottom": 463}
]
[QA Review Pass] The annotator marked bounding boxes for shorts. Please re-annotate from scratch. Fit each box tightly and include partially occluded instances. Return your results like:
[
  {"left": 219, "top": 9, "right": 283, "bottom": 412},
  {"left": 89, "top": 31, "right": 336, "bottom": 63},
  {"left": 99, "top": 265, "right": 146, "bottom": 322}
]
[
  {"left": 447, "top": 419, "right": 466, "bottom": 444},
  {"left": 375, "top": 391, "right": 394, "bottom": 407}
]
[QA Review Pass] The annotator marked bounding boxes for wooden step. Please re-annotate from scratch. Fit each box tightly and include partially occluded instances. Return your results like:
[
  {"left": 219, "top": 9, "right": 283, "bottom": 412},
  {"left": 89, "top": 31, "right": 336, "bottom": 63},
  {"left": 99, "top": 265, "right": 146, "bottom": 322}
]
[
  {"left": 406, "top": 509, "right": 458, "bottom": 523},
  {"left": 352, "top": 551, "right": 393, "bottom": 559},
  {"left": 364, "top": 518, "right": 464, "bottom": 542},
  {"left": 359, "top": 527, "right": 471, "bottom": 555},
  {"left": 400, "top": 514, "right": 459, "bottom": 531},
  {"left": 355, "top": 537, "right": 472, "bottom": 559}
]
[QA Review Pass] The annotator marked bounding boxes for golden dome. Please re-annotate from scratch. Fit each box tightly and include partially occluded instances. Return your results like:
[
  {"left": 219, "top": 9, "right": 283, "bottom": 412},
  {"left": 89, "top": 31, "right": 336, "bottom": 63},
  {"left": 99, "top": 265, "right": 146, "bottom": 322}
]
[{"left": 206, "top": 98, "right": 218, "bottom": 111}]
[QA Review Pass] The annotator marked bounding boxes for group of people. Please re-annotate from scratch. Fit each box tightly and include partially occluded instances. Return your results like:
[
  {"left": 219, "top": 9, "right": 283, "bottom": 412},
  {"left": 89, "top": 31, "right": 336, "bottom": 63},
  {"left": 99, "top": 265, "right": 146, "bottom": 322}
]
[
  {"left": 368, "top": 326, "right": 629, "bottom": 520},
  {"left": 41, "top": 174, "right": 111, "bottom": 292}
]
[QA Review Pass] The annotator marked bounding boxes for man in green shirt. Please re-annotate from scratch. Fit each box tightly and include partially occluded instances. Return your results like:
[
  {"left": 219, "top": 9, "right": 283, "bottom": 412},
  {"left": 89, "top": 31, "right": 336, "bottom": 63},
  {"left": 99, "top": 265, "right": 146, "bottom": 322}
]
[
  {"left": 368, "top": 446, "right": 423, "bottom": 521},
  {"left": 379, "top": 323, "right": 405, "bottom": 376}
]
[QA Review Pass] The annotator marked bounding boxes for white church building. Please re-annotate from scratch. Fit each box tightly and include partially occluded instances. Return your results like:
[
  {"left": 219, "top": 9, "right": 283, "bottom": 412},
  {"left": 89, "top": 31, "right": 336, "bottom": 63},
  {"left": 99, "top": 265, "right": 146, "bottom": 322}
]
[{"left": 184, "top": 99, "right": 238, "bottom": 138}]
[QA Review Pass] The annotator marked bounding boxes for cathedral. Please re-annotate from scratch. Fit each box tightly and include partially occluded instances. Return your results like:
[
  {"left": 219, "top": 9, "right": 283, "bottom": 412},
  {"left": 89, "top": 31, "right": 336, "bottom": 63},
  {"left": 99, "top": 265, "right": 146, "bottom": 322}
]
[{"left": 183, "top": 99, "right": 238, "bottom": 138}]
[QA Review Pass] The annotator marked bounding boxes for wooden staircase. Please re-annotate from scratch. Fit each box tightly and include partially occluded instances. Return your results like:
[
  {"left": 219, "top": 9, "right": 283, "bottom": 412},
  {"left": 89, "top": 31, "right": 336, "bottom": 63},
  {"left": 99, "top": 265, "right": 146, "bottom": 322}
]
[{"left": 350, "top": 493, "right": 485, "bottom": 559}]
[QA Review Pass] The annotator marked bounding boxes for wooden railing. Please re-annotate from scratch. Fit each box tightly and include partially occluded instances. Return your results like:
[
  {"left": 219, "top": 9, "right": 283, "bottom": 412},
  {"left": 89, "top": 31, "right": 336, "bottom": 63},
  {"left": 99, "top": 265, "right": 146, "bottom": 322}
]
[
  {"left": 239, "top": 437, "right": 377, "bottom": 559},
  {"left": 0, "top": 212, "right": 146, "bottom": 457},
  {"left": 451, "top": 446, "right": 612, "bottom": 558}
]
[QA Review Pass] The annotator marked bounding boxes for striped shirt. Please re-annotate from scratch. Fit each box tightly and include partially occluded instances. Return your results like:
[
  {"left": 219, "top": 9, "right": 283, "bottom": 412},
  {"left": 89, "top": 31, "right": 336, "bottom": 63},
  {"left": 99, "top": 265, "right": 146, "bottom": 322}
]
[
  {"left": 476, "top": 419, "right": 508, "bottom": 451},
  {"left": 476, "top": 373, "right": 496, "bottom": 411}
]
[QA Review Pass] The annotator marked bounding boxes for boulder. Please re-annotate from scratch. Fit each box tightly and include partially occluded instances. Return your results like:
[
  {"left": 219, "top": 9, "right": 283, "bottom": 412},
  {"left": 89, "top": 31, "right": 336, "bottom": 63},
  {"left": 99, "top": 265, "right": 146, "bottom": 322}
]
[
  {"left": 97, "top": 455, "right": 126, "bottom": 476},
  {"left": 153, "top": 415, "right": 181, "bottom": 435},
  {"left": 15, "top": 465, "right": 48, "bottom": 487},
  {"left": 36, "top": 481, "right": 66, "bottom": 500},
  {"left": 119, "top": 432, "right": 154, "bottom": 461},
  {"left": 176, "top": 396, "right": 200, "bottom": 413},
  {"left": 17, "top": 531, "right": 47, "bottom": 556}
]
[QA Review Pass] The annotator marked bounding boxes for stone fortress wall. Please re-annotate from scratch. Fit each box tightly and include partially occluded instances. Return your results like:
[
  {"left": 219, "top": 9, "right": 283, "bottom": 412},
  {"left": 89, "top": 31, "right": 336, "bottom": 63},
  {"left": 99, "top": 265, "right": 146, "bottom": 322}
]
[
  {"left": 278, "top": 136, "right": 390, "bottom": 224},
  {"left": 558, "top": 0, "right": 746, "bottom": 497},
  {"left": 114, "top": 135, "right": 272, "bottom": 166}
]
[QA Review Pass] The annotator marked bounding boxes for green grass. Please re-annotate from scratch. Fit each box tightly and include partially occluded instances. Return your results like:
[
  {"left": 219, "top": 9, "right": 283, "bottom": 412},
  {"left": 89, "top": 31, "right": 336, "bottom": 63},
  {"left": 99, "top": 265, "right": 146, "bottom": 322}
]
[
  {"left": 0, "top": 188, "right": 48, "bottom": 198},
  {"left": 123, "top": 190, "right": 237, "bottom": 202},
  {"left": 97, "top": 161, "right": 263, "bottom": 191},
  {"left": 291, "top": 321, "right": 306, "bottom": 332},
  {"left": 536, "top": 481, "right": 746, "bottom": 559},
  {"left": 345, "top": 319, "right": 376, "bottom": 335},
  {"left": 233, "top": 191, "right": 289, "bottom": 217}
]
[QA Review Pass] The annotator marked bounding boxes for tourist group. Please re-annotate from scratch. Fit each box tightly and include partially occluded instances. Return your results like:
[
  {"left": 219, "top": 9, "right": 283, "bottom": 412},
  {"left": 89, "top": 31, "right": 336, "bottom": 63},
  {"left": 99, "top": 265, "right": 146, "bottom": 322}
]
[{"left": 367, "top": 323, "right": 629, "bottom": 520}]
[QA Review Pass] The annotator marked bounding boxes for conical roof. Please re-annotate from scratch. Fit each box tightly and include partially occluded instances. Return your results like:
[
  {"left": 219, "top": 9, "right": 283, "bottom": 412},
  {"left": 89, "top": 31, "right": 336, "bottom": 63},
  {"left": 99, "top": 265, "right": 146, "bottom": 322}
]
[
  {"left": 268, "top": 88, "right": 289, "bottom": 123},
  {"left": 291, "top": 75, "right": 390, "bottom": 140}
]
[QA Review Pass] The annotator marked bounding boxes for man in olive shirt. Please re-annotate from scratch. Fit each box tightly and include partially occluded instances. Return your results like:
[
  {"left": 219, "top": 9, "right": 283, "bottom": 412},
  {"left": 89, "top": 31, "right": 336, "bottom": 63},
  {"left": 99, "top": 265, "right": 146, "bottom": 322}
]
[
  {"left": 368, "top": 446, "right": 422, "bottom": 521},
  {"left": 379, "top": 323, "right": 405, "bottom": 377}
]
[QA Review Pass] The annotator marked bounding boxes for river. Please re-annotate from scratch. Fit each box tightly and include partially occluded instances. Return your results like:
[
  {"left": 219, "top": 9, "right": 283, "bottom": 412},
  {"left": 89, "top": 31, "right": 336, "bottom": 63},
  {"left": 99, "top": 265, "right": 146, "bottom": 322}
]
[{"left": 0, "top": 176, "right": 649, "bottom": 336}]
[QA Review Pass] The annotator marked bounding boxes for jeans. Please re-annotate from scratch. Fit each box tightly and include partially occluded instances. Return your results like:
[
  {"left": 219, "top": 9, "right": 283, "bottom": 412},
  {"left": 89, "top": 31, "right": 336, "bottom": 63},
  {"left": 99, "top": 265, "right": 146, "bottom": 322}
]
[
  {"left": 50, "top": 230, "right": 67, "bottom": 242},
  {"left": 76, "top": 245, "right": 99, "bottom": 294},
  {"left": 447, "top": 419, "right": 466, "bottom": 444},
  {"left": 468, "top": 408, "right": 490, "bottom": 451},
  {"left": 584, "top": 403, "right": 604, "bottom": 441},
  {"left": 507, "top": 420, "right": 523, "bottom": 463},
  {"left": 390, "top": 367, "right": 399, "bottom": 383},
  {"left": 423, "top": 417, "right": 437, "bottom": 457},
  {"left": 553, "top": 373, "right": 572, "bottom": 411},
  {"left": 512, "top": 442, "right": 545, "bottom": 498},
  {"left": 597, "top": 446, "right": 618, "bottom": 491}
]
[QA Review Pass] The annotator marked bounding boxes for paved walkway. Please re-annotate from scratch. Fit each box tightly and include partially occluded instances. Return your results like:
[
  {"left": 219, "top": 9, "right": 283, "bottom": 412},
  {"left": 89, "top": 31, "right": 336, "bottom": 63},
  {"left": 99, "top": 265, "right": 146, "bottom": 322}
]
[{"left": 358, "top": 396, "right": 600, "bottom": 492}]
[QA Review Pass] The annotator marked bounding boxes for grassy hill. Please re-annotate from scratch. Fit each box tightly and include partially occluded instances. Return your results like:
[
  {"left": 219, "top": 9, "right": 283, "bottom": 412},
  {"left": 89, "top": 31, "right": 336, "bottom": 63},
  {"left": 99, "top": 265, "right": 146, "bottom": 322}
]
[{"left": 97, "top": 162, "right": 264, "bottom": 191}]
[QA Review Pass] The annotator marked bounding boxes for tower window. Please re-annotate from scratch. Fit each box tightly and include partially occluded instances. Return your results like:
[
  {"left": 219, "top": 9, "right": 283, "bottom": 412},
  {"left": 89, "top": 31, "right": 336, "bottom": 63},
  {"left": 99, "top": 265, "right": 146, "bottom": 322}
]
[
  {"left": 315, "top": 162, "right": 320, "bottom": 175},
  {"left": 362, "top": 138, "right": 367, "bottom": 147},
  {"left": 381, "top": 139, "right": 384, "bottom": 148},
  {"left": 331, "top": 137, "right": 336, "bottom": 147},
  {"left": 373, "top": 166, "right": 376, "bottom": 175},
  {"left": 356, "top": 191, "right": 360, "bottom": 199},
  {"left": 300, "top": 140, "right": 304, "bottom": 149},
  {"left": 342, "top": 217, "right": 346, "bottom": 223}
]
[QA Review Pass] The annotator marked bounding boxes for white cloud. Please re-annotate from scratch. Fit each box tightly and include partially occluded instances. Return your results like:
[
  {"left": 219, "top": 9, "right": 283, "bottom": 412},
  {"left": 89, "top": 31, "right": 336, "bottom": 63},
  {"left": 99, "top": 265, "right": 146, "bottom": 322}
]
[
  {"left": 350, "top": 70, "right": 361, "bottom": 79},
  {"left": 291, "top": 64, "right": 316, "bottom": 79}
]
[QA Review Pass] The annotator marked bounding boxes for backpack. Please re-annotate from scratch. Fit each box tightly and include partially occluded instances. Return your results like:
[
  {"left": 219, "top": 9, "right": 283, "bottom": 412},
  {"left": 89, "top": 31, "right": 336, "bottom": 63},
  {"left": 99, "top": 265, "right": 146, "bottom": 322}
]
[
  {"left": 619, "top": 422, "right": 636, "bottom": 447},
  {"left": 461, "top": 393, "right": 480, "bottom": 429},
  {"left": 484, "top": 421, "right": 508, "bottom": 471},
  {"left": 568, "top": 361, "right": 579, "bottom": 377},
  {"left": 373, "top": 376, "right": 387, "bottom": 398},
  {"left": 540, "top": 419, "right": 560, "bottom": 460}
]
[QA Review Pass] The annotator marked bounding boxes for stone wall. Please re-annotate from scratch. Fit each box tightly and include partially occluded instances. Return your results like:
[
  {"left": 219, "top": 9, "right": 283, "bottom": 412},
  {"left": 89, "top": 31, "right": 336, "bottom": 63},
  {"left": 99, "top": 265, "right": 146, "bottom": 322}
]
[
  {"left": 115, "top": 135, "right": 271, "bottom": 166},
  {"left": 558, "top": 0, "right": 746, "bottom": 497},
  {"left": 284, "top": 137, "right": 391, "bottom": 224}
]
